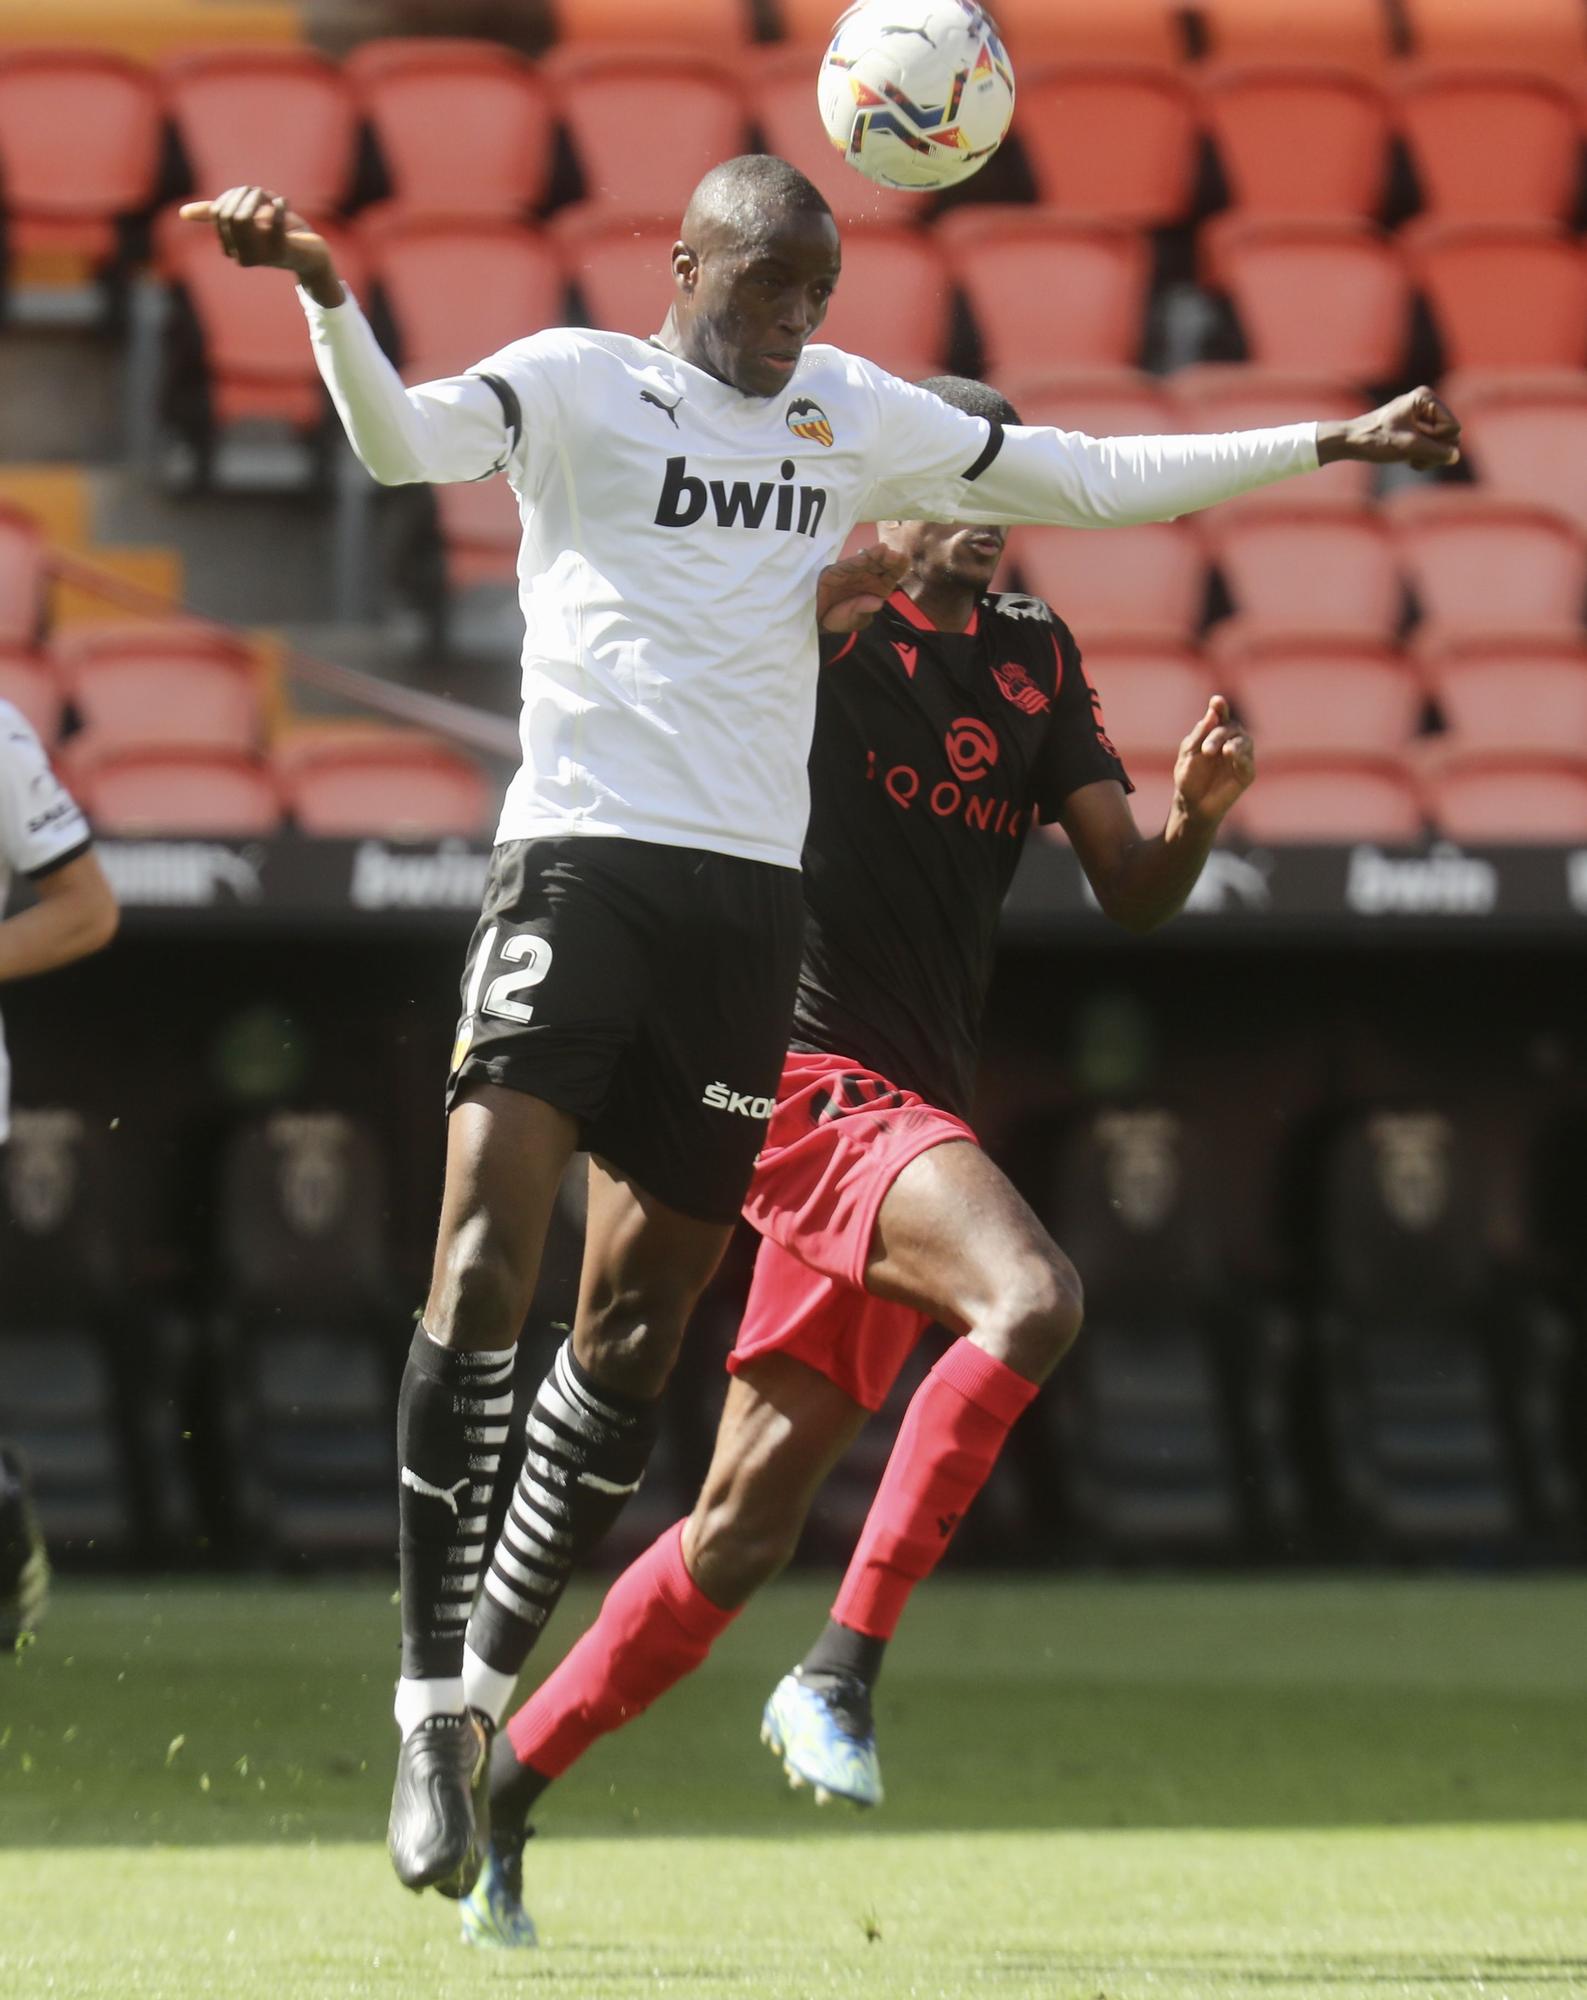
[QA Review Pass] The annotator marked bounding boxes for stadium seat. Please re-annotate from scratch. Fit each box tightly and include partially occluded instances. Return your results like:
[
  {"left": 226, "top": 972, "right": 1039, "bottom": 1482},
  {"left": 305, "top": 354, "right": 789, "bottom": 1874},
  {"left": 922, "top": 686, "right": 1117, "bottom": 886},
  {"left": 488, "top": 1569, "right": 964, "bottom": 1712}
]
[
  {"left": 1016, "top": 62, "right": 1198, "bottom": 227},
  {"left": 71, "top": 745, "right": 283, "bottom": 834},
  {"left": 160, "top": 48, "right": 359, "bottom": 218},
  {"left": 0, "top": 647, "right": 63, "bottom": 743},
  {"left": 283, "top": 733, "right": 493, "bottom": 839},
  {"left": 1078, "top": 642, "right": 1218, "bottom": 759},
  {"left": 554, "top": 212, "right": 676, "bottom": 336},
  {"left": 1199, "top": 65, "right": 1391, "bottom": 220},
  {"left": 1233, "top": 754, "right": 1424, "bottom": 841},
  {"left": 545, "top": 48, "right": 748, "bottom": 221},
  {"left": 1226, "top": 643, "right": 1424, "bottom": 755},
  {"left": 939, "top": 210, "right": 1153, "bottom": 375},
  {"left": 1000, "top": 368, "right": 1181, "bottom": 440},
  {"left": 0, "top": 49, "right": 162, "bottom": 268},
  {"left": 1201, "top": 507, "right": 1404, "bottom": 644},
  {"left": 363, "top": 216, "right": 563, "bottom": 382},
  {"left": 346, "top": 39, "right": 556, "bottom": 222},
  {"left": 1406, "top": 221, "right": 1587, "bottom": 373},
  {"left": 1401, "top": 0, "right": 1587, "bottom": 65},
  {"left": 552, "top": 0, "right": 753, "bottom": 45},
  {"left": 1199, "top": 0, "right": 1393, "bottom": 68},
  {"left": 1421, "top": 639, "right": 1587, "bottom": 757},
  {"left": 1395, "top": 68, "right": 1582, "bottom": 225},
  {"left": 55, "top": 622, "right": 262, "bottom": 755},
  {"left": 808, "top": 226, "right": 953, "bottom": 380},
  {"left": 1386, "top": 491, "right": 1587, "bottom": 641},
  {"left": 0, "top": 503, "right": 47, "bottom": 647},
  {"left": 1167, "top": 365, "right": 1375, "bottom": 508},
  {"left": 1452, "top": 371, "right": 1587, "bottom": 536},
  {"left": 1105, "top": 751, "right": 1177, "bottom": 830},
  {"left": 1006, "top": 520, "right": 1207, "bottom": 642},
  {"left": 1202, "top": 216, "right": 1410, "bottom": 381},
  {"left": 747, "top": 49, "right": 931, "bottom": 229},
  {"left": 954, "top": 0, "right": 1186, "bottom": 62},
  {"left": 1421, "top": 751, "right": 1587, "bottom": 841},
  {"left": 433, "top": 478, "right": 522, "bottom": 594}
]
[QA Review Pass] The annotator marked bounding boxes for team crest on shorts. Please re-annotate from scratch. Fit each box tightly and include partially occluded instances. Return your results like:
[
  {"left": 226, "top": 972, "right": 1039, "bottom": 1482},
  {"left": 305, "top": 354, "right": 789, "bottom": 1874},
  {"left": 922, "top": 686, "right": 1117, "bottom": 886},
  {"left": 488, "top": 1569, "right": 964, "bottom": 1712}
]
[{"left": 786, "top": 398, "right": 835, "bottom": 448}]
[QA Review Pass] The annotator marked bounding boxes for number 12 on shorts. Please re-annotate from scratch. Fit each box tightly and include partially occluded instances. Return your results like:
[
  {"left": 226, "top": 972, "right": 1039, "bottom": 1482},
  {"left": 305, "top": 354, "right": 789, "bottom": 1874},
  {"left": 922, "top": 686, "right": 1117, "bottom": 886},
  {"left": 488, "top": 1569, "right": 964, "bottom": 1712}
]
[{"left": 451, "top": 923, "right": 555, "bottom": 1071}]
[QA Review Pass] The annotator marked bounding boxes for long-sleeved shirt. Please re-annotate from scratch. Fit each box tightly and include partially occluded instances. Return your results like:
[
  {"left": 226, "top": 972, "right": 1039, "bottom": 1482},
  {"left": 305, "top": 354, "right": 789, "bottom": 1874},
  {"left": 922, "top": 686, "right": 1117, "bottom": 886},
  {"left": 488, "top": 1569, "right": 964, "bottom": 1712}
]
[{"left": 301, "top": 287, "right": 1319, "bottom": 869}]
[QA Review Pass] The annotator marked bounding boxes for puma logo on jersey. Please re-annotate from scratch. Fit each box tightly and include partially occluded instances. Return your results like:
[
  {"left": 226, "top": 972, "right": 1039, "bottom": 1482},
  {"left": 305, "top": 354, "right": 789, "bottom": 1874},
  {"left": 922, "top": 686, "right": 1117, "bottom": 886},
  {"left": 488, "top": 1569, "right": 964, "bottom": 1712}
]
[
  {"left": 655, "top": 456, "right": 829, "bottom": 539},
  {"left": 702, "top": 1080, "right": 776, "bottom": 1120},
  {"left": 400, "top": 1468, "right": 470, "bottom": 1518},
  {"left": 639, "top": 389, "right": 681, "bottom": 428}
]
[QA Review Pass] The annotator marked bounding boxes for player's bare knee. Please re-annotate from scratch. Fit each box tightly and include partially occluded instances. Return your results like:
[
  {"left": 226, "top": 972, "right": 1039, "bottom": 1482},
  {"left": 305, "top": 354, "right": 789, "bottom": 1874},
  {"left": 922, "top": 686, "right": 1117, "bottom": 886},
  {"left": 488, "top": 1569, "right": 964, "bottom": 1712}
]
[
  {"left": 428, "top": 1226, "right": 529, "bottom": 1351},
  {"left": 686, "top": 1492, "right": 797, "bottom": 1609},
  {"left": 576, "top": 1300, "right": 687, "bottom": 1403},
  {"left": 982, "top": 1248, "right": 1084, "bottom": 1382}
]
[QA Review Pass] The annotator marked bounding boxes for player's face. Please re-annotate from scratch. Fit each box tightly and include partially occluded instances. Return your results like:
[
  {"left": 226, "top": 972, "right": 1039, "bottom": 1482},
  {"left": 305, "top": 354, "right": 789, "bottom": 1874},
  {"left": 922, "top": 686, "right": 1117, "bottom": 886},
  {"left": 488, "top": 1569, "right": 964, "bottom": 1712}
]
[
  {"left": 889, "top": 520, "right": 1007, "bottom": 591},
  {"left": 673, "top": 211, "right": 842, "bottom": 398}
]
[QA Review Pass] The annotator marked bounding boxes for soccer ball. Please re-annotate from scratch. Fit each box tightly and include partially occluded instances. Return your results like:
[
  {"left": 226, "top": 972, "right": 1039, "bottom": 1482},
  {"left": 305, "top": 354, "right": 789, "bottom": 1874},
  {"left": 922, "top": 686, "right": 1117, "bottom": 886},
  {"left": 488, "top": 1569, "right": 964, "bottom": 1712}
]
[{"left": 816, "top": 0, "right": 1017, "bottom": 193}]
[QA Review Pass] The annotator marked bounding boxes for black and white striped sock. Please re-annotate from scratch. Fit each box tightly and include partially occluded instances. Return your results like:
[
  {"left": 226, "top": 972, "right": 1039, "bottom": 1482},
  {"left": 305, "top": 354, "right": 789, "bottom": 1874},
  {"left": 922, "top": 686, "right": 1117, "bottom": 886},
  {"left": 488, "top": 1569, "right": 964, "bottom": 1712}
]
[
  {"left": 395, "top": 1325, "right": 515, "bottom": 1723},
  {"left": 463, "top": 1338, "right": 658, "bottom": 1711}
]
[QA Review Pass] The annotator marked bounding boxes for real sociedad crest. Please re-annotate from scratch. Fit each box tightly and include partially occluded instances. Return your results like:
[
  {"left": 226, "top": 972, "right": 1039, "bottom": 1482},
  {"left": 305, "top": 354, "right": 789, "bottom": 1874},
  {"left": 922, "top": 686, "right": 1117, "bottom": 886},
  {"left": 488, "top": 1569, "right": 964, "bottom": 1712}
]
[{"left": 787, "top": 398, "right": 835, "bottom": 447}]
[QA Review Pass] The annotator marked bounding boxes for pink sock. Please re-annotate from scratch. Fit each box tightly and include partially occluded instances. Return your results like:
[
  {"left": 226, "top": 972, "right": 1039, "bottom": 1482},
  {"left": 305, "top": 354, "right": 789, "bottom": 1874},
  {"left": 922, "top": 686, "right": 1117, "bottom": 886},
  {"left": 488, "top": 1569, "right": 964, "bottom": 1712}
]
[
  {"left": 504, "top": 1521, "right": 736, "bottom": 1781},
  {"left": 833, "top": 1338, "right": 1039, "bottom": 1641}
]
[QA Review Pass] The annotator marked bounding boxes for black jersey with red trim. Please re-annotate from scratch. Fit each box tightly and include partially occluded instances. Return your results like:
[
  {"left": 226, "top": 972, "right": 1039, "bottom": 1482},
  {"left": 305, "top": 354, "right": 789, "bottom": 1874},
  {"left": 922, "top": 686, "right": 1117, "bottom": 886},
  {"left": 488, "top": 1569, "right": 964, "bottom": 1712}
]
[{"left": 790, "top": 587, "right": 1132, "bottom": 1117}]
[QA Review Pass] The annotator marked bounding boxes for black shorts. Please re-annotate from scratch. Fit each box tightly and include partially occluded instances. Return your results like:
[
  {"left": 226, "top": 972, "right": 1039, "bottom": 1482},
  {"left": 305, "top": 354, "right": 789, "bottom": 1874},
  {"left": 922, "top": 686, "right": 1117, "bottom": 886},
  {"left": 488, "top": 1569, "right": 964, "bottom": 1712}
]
[{"left": 446, "top": 837, "right": 805, "bottom": 1224}]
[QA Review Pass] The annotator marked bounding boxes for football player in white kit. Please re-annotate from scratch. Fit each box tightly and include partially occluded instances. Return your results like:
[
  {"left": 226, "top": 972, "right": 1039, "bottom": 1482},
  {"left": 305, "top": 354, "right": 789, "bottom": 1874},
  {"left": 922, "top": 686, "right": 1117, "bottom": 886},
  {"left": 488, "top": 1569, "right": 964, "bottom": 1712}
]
[
  {"left": 180, "top": 154, "right": 1460, "bottom": 1900},
  {"left": 0, "top": 701, "right": 119, "bottom": 1649}
]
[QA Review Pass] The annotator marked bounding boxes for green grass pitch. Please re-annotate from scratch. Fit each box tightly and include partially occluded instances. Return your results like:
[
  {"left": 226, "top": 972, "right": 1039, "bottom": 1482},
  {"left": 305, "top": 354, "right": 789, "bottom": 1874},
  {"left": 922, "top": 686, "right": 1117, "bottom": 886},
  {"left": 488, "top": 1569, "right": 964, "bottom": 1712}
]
[{"left": 3, "top": 1575, "right": 1585, "bottom": 1998}]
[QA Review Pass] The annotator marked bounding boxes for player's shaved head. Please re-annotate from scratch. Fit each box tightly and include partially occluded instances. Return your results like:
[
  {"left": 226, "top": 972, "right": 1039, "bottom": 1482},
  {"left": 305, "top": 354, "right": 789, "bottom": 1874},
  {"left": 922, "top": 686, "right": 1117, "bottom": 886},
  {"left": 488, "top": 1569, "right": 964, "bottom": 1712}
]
[
  {"left": 916, "top": 375, "right": 1021, "bottom": 429},
  {"left": 658, "top": 155, "right": 842, "bottom": 399}
]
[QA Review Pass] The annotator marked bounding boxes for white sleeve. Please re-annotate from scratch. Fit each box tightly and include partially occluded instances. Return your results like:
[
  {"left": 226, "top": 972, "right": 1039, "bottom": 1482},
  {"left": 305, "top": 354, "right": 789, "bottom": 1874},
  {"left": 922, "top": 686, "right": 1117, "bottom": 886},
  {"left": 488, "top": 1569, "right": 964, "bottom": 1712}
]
[
  {"left": 0, "top": 709, "right": 90, "bottom": 878},
  {"left": 861, "top": 371, "right": 1320, "bottom": 527},
  {"left": 298, "top": 285, "right": 520, "bottom": 487}
]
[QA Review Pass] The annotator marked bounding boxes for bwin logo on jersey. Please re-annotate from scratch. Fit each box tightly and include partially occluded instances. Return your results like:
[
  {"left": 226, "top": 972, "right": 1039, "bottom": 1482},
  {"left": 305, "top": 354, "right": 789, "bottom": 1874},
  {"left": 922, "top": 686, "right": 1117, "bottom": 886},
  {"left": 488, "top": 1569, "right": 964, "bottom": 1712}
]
[
  {"left": 655, "top": 456, "right": 830, "bottom": 538},
  {"left": 702, "top": 1080, "right": 776, "bottom": 1120}
]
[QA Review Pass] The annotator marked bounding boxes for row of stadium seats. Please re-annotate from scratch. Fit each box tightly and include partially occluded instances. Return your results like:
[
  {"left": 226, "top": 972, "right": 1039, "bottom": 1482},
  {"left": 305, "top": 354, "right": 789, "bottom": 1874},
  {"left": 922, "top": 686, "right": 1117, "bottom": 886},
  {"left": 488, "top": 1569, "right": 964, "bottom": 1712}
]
[{"left": 5, "top": 1097, "right": 1582, "bottom": 1566}]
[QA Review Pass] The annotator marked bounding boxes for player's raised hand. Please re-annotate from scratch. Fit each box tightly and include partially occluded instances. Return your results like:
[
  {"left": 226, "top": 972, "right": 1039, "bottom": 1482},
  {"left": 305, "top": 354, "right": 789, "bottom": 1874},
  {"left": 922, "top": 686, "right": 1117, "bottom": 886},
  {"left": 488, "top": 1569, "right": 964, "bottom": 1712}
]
[
  {"left": 817, "top": 545, "right": 911, "bottom": 634},
  {"left": 178, "top": 188, "right": 342, "bottom": 305},
  {"left": 1317, "top": 387, "right": 1461, "bottom": 469},
  {"left": 1173, "top": 695, "right": 1255, "bottom": 827}
]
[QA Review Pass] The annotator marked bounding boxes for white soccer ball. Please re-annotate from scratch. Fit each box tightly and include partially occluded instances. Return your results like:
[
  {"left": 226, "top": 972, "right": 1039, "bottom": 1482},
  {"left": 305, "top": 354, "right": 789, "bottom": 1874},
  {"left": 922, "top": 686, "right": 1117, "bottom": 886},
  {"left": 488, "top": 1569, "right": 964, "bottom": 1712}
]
[{"left": 816, "top": 0, "right": 1017, "bottom": 193}]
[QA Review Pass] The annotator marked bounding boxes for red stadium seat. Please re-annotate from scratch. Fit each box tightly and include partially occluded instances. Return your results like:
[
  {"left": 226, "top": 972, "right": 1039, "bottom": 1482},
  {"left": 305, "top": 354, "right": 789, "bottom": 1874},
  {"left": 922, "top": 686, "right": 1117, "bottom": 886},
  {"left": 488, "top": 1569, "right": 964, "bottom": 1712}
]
[
  {"left": 553, "top": 214, "right": 677, "bottom": 338},
  {"left": 1016, "top": 63, "right": 1198, "bottom": 227},
  {"left": 1422, "top": 752, "right": 1587, "bottom": 841},
  {"left": 552, "top": 0, "right": 753, "bottom": 46},
  {"left": 1103, "top": 753, "right": 1177, "bottom": 830},
  {"left": 363, "top": 216, "right": 563, "bottom": 382},
  {"left": 0, "top": 49, "right": 162, "bottom": 264},
  {"left": 0, "top": 505, "right": 46, "bottom": 648},
  {"left": 160, "top": 49, "right": 359, "bottom": 217},
  {"left": 1395, "top": 68, "right": 1581, "bottom": 225},
  {"left": 747, "top": 50, "right": 931, "bottom": 230},
  {"left": 1227, "top": 644, "right": 1424, "bottom": 755},
  {"left": 1453, "top": 371, "right": 1587, "bottom": 536},
  {"left": 1079, "top": 642, "right": 1217, "bottom": 759},
  {"left": 0, "top": 648, "right": 64, "bottom": 745},
  {"left": 71, "top": 746, "right": 283, "bottom": 835},
  {"left": 1000, "top": 369, "right": 1181, "bottom": 440},
  {"left": 939, "top": 210, "right": 1153, "bottom": 375},
  {"left": 1202, "top": 216, "right": 1410, "bottom": 381},
  {"left": 811, "top": 227, "right": 952, "bottom": 379},
  {"left": 1386, "top": 490, "right": 1587, "bottom": 641},
  {"left": 545, "top": 49, "right": 747, "bottom": 221},
  {"left": 163, "top": 220, "right": 365, "bottom": 429},
  {"left": 1167, "top": 365, "right": 1375, "bottom": 509},
  {"left": 346, "top": 40, "right": 556, "bottom": 222},
  {"left": 964, "top": 0, "right": 1186, "bottom": 62},
  {"left": 55, "top": 623, "right": 262, "bottom": 755},
  {"left": 1234, "top": 754, "right": 1424, "bottom": 842},
  {"left": 433, "top": 479, "right": 522, "bottom": 593},
  {"left": 1406, "top": 221, "right": 1587, "bottom": 373},
  {"left": 1201, "top": 507, "right": 1403, "bottom": 644},
  {"left": 1006, "top": 521, "right": 1206, "bottom": 643},
  {"left": 1402, "top": 0, "right": 1587, "bottom": 65},
  {"left": 284, "top": 735, "right": 493, "bottom": 839},
  {"left": 1199, "top": 0, "right": 1393, "bottom": 68},
  {"left": 1421, "top": 640, "right": 1587, "bottom": 757},
  {"left": 1199, "top": 65, "right": 1391, "bottom": 220}
]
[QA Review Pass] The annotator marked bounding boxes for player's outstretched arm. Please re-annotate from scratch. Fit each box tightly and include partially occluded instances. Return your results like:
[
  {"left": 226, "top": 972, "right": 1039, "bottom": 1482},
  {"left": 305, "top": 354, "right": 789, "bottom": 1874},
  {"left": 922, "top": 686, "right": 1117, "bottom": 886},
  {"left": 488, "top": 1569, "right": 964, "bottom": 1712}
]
[
  {"left": 0, "top": 851, "right": 118, "bottom": 983},
  {"left": 1316, "top": 386, "right": 1461, "bottom": 468},
  {"left": 178, "top": 187, "right": 516, "bottom": 487},
  {"left": 1059, "top": 696, "right": 1256, "bottom": 934}
]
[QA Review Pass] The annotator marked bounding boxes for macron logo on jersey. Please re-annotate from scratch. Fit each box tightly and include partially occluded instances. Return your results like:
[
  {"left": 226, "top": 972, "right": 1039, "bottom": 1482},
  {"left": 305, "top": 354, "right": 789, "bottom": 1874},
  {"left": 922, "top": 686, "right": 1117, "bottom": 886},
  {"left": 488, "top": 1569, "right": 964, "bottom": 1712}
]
[{"left": 655, "top": 456, "right": 830, "bottom": 539}]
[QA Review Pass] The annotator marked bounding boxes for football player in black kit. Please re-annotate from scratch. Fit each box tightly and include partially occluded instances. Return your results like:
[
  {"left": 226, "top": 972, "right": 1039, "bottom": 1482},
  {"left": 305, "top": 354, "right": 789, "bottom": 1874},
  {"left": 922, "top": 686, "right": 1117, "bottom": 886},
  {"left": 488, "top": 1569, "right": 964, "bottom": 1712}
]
[{"left": 461, "top": 377, "right": 1261, "bottom": 1943}]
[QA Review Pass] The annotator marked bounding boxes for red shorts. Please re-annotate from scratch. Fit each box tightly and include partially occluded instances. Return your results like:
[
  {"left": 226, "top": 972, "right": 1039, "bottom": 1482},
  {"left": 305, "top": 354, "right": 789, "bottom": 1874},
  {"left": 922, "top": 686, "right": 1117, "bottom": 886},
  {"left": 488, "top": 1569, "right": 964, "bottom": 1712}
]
[{"left": 730, "top": 1050, "right": 977, "bottom": 1412}]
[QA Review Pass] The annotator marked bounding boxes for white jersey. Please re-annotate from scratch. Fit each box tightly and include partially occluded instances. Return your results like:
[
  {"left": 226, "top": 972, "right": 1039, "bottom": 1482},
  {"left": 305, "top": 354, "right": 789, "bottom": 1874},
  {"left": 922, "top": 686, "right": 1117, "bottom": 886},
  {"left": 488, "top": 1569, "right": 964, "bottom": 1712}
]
[
  {"left": 0, "top": 702, "right": 92, "bottom": 1144},
  {"left": 301, "top": 290, "right": 1320, "bottom": 869}
]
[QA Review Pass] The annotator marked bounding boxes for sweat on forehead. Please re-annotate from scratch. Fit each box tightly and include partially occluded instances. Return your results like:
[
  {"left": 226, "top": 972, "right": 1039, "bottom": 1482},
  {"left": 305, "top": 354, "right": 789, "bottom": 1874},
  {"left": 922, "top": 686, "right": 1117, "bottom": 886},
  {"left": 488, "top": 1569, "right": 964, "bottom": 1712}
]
[{"left": 681, "top": 154, "right": 834, "bottom": 250}]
